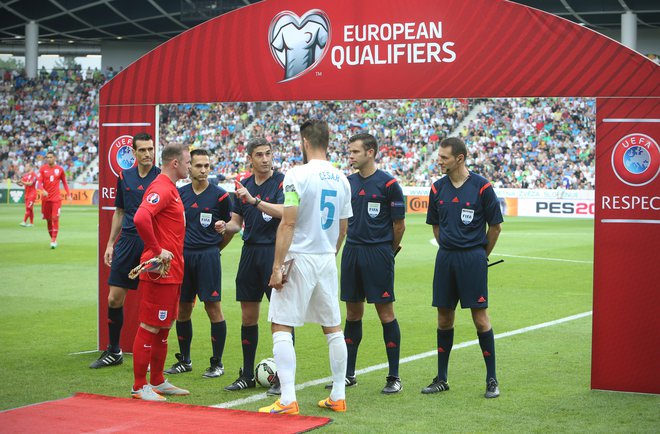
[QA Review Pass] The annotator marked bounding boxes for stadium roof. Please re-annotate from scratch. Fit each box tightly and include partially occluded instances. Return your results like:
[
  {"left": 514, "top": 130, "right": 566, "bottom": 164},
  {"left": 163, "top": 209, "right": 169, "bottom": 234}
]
[{"left": 0, "top": 0, "right": 658, "bottom": 44}]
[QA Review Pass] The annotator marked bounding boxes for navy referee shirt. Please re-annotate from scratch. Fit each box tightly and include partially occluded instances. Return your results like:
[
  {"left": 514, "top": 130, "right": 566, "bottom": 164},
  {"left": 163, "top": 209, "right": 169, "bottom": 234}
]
[
  {"left": 233, "top": 171, "right": 285, "bottom": 245},
  {"left": 114, "top": 165, "right": 161, "bottom": 236},
  {"left": 346, "top": 169, "right": 405, "bottom": 245},
  {"left": 179, "top": 183, "right": 232, "bottom": 249},
  {"left": 426, "top": 172, "right": 503, "bottom": 250}
]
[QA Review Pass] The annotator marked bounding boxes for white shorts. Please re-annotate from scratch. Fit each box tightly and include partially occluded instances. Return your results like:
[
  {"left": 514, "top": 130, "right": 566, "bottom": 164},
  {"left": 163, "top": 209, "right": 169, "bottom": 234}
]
[{"left": 268, "top": 252, "right": 341, "bottom": 328}]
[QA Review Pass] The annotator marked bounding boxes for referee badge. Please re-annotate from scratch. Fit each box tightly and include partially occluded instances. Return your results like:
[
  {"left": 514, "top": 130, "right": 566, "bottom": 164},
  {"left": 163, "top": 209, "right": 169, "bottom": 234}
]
[
  {"left": 461, "top": 208, "right": 474, "bottom": 224},
  {"left": 367, "top": 202, "right": 380, "bottom": 218},
  {"left": 199, "top": 212, "right": 212, "bottom": 227}
]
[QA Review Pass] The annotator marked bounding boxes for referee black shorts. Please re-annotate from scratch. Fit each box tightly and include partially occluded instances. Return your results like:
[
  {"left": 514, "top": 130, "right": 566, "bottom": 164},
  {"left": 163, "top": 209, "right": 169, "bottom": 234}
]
[
  {"left": 180, "top": 246, "right": 221, "bottom": 303},
  {"left": 432, "top": 247, "right": 489, "bottom": 309},
  {"left": 108, "top": 234, "right": 144, "bottom": 290},
  {"left": 340, "top": 242, "right": 395, "bottom": 304},
  {"left": 235, "top": 243, "right": 274, "bottom": 302}
]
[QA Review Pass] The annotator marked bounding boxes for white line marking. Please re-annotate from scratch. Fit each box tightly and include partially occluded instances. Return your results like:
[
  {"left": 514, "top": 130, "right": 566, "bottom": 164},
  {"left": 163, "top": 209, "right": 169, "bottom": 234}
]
[
  {"left": 496, "top": 253, "right": 593, "bottom": 264},
  {"left": 601, "top": 219, "right": 660, "bottom": 225},
  {"left": 503, "top": 232, "right": 591, "bottom": 236},
  {"left": 69, "top": 349, "right": 99, "bottom": 355},
  {"left": 427, "top": 239, "right": 592, "bottom": 264},
  {"left": 101, "top": 206, "right": 116, "bottom": 211},
  {"left": 101, "top": 122, "right": 152, "bottom": 126},
  {"left": 212, "top": 311, "right": 592, "bottom": 409},
  {"left": 602, "top": 118, "right": 660, "bottom": 123}
]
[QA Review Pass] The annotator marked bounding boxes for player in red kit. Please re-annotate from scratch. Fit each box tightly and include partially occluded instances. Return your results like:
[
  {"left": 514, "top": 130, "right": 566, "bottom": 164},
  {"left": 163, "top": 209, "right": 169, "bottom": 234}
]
[
  {"left": 37, "top": 151, "right": 71, "bottom": 248},
  {"left": 18, "top": 163, "right": 37, "bottom": 226},
  {"left": 131, "top": 144, "right": 191, "bottom": 401}
]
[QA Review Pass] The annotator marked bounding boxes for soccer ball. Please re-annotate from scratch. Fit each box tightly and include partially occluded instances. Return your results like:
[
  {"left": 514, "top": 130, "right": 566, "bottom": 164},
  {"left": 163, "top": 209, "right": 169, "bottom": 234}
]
[{"left": 255, "top": 358, "right": 277, "bottom": 388}]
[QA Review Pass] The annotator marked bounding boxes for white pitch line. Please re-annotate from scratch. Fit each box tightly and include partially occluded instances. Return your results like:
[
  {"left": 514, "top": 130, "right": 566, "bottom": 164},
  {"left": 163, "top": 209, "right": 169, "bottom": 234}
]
[
  {"left": 211, "top": 311, "right": 592, "bottom": 409},
  {"left": 69, "top": 349, "right": 100, "bottom": 355},
  {"left": 427, "top": 239, "right": 592, "bottom": 264},
  {"left": 496, "top": 253, "right": 592, "bottom": 264}
]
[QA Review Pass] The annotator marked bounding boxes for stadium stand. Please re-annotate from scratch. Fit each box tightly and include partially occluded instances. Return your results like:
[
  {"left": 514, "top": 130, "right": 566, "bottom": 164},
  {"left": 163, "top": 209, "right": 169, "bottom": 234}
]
[
  {"left": 0, "top": 68, "right": 102, "bottom": 184},
  {"left": 0, "top": 68, "right": 597, "bottom": 188}
]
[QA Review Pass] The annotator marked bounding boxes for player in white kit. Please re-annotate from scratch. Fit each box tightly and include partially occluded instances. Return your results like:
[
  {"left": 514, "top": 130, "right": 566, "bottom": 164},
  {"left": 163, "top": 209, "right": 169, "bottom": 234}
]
[{"left": 259, "top": 119, "right": 353, "bottom": 415}]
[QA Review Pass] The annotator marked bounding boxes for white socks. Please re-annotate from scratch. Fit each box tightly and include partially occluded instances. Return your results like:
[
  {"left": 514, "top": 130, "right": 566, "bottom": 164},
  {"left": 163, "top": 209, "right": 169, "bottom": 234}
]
[
  {"left": 326, "top": 331, "right": 347, "bottom": 401},
  {"left": 273, "top": 331, "right": 296, "bottom": 405}
]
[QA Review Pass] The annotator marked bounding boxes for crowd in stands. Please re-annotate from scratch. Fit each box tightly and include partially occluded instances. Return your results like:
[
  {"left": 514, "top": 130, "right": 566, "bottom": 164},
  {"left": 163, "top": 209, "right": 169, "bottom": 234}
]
[
  {"left": 1, "top": 67, "right": 598, "bottom": 189},
  {"left": 460, "top": 98, "right": 596, "bottom": 189},
  {"left": 1, "top": 67, "right": 102, "bottom": 184}
]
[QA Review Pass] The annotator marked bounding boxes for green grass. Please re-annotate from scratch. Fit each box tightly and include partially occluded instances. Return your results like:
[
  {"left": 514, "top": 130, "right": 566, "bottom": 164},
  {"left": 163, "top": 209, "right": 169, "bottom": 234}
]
[{"left": 0, "top": 205, "right": 658, "bottom": 432}]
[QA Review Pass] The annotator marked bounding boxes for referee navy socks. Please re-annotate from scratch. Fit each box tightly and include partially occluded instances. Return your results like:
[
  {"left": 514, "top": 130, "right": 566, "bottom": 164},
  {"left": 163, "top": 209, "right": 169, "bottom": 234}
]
[
  {"left": 344, "top": 320, "right": 362, "bottom": 377},
  {"left": 478, "top": 328, "right": 497, "bottom": 382},
  {"left": 107, "top": 306, "right": 123, "bottom": 353},
  {"left": 436, "top": 328, "right": 454, "bottom": 382}
]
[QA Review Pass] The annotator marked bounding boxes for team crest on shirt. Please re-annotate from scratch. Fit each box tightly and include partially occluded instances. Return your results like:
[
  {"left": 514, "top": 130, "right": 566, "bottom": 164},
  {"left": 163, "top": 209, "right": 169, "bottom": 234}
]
[
  {"left": 158, "top": 310, "right": 168, "bottom": 321},
  {"left": 461, "top": 208, "right": 474, "bottom": 225},
  {"left": 262, "top": 212, "right": 273, "bottom": 222},
  {"left": 146, "top": 193, "right": 160, "bottom": 204},
  {"left": 199, "top": 212, "right": 212, "bottom": 228},
  {"left": 367, "top": 202, "right": 380, "bottom": 218},
  {"left": 54, "top": 169, "right": 60, "bottom": 176}
]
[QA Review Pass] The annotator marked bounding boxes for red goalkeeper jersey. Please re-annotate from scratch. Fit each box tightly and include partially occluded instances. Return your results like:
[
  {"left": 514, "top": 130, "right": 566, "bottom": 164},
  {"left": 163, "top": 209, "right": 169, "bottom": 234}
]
[
  {"left": 38, "top": 164, "right": 70, "bottom": 202},
  {"left": 134, "top": 174, "right": 186, "bottom": 284}
]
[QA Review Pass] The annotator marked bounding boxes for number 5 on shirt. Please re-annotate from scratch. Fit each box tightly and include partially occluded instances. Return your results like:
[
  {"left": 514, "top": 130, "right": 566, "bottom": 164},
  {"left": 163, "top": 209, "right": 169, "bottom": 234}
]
[{"left": 320, "top": 189, "right": 337, "bottom": 230}]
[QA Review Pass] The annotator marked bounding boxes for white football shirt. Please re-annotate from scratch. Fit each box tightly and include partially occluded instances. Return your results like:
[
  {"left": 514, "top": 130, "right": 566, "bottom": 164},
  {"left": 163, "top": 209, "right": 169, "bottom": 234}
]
[{"left": 283, "top": 159, "right": 352, "bottom": 254}]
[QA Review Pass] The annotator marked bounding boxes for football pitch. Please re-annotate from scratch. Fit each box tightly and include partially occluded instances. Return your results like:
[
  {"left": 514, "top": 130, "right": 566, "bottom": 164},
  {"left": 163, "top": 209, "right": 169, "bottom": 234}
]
[{"left": 0, "top": 205, "right": 658, "bottom": 432}]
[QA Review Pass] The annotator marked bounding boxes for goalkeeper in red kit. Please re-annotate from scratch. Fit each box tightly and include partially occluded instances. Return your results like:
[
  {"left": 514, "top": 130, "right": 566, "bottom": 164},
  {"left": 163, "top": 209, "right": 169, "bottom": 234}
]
[
  {"left": 130, "top": 144, "right": 191, "bottom": 401},
  {"left": 37, "top": 151, "right": 71, "bottom": 248}
]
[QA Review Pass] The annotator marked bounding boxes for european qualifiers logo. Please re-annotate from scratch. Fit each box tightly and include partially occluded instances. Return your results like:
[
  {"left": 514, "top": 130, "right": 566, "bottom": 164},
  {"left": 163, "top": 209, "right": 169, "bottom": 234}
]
[
  {"left": 269, "top": 9, "right": 331, "bottom": 82},
  {"left": 108, "top": 135, "right": 136, "bottom": 177},
  {"left": 10, "top": 190, "right": 23, "bottom": 203},
  {"left": 611, "top": 133, "right": 660, "bottom": 187}
]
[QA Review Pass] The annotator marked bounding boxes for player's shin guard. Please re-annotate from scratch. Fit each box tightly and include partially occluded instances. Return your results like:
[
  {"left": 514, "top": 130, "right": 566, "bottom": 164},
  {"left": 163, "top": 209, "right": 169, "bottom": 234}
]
[
  {"left": 382, "top": 319, "right": 401, "bottom": 378},
  {"left": 149, "top": 328, "right": 171, "bottom": 386},
  {"left": 272, "top": 331, "right": 296, "bottom": 405},
  {"left": 175, "top": 320, "right": 192, "bottom": 362},
  {"left": 210, "top": 320, "right": 227, "bottom": 361},
  {"left": 241, "top": 324, "right": 258, "bottom": 375},
  {"left": 327, "top": 331, "right": 348, "bottom": 402},
  {"left": 132, "top": 326, "right": 157, "bottom": 390},
  {"left": 344, "top": 320, "right": 362, "bottom": 377},
  {"left": 108, "top": 307, "right": 124, "bottom": 353},
  {"left": 478, "top": 328, "right": 497, "bottom": 382},
  {"left": 437, "top": 328, "right": 454, "bottom": 381}
]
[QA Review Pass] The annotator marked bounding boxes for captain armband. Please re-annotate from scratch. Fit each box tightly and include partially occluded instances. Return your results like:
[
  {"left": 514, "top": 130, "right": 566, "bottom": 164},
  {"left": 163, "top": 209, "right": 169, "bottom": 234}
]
[{"left": 284, "top": 191, "right": 300, "bottom": 207}]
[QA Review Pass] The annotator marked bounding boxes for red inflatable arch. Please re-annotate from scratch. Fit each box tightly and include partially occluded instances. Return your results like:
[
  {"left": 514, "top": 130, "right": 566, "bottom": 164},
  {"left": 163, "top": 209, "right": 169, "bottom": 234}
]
[{"left": 98, "top": 0, "right": 660, "bottom": 394}]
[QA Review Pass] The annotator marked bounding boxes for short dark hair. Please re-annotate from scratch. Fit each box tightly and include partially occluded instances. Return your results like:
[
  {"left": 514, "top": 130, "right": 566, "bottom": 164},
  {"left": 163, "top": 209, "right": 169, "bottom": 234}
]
[
  {"left": 161, "top": 144, "right": 185, "bottom": 165},
  {"left": 349, "top": 133, "right": 378, "bottom": 155},
  {"left": 300, "top": 119, "right": 329, "bottom": 151},
  {"left": 247, "top": 137, "right": 271, "bottom": 156},
  {"left": 132, "top": 132, "right": 153, "bottom": 149},
  {"left": 46, "top": 150, "right": 55, "bottom": 156},
  {"left": 190, "top": 148, "right": 209, "bottom": 159},
  {"left": 439, "top": 137, "right": 468, "bottom": 159}
]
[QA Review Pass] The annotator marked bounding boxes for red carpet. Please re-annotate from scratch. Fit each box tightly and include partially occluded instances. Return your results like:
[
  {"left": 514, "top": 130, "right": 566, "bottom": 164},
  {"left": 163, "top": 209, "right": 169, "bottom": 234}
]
[{"left": 0, "top": 393, "right": 332, "bottom": 433}]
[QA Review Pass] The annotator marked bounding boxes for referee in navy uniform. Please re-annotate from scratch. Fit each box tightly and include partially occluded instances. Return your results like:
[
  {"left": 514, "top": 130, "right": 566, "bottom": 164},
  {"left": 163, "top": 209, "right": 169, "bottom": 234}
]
[
  {"left": 334, "top": 133, "right": 406, "bottom": 394},
  {"left": 164, "top": 148, "right": 233, "bottom": 378},
  {"left": 423, "top": 137, "right": 503, "bottom": 398},
  {"left": 215, "top": 138, "right": 284, "bottom": 394},
  {"left": 91, "top": 132, "right": 160, "bottom": 368}
]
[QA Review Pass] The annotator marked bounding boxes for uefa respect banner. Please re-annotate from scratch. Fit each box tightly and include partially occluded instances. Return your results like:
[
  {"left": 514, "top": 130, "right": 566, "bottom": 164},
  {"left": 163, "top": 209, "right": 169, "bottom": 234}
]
[
  {"left": 97, "top": 105, "right": 156, "bottom": 352},
  {"left": 592, "top": 98, "right": 660, "bottom": 394}
]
